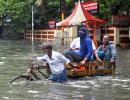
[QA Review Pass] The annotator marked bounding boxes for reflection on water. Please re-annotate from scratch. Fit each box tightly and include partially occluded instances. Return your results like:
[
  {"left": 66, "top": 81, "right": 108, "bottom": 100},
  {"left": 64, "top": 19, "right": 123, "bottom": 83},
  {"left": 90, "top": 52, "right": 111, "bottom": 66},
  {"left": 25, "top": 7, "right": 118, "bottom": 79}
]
[{"left": 0, "top": 40, "right": 130, "bottom": 100}]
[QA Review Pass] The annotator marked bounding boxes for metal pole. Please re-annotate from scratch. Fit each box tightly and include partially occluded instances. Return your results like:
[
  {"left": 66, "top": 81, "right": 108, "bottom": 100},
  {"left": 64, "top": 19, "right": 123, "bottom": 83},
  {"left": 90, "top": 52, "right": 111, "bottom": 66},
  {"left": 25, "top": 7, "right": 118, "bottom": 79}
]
[
  {"left": 60, "top": 0, "right": 65, "bottom": 45},
  {"left": 61, "top": 11, "right": 64, "bottom": 45},
  {"left": 31, "top": 5, "right": 34, "bottom": 51}
]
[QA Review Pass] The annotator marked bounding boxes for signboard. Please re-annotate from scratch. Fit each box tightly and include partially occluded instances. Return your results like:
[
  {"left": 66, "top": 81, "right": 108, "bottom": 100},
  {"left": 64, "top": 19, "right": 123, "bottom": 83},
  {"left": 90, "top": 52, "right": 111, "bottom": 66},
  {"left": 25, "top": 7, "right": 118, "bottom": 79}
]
[
  {"left": 48, "top": 20, "right": 55, "bottom": 28},
  {"left": 82, "top": 1, "right": 98, "bottom": 14}
]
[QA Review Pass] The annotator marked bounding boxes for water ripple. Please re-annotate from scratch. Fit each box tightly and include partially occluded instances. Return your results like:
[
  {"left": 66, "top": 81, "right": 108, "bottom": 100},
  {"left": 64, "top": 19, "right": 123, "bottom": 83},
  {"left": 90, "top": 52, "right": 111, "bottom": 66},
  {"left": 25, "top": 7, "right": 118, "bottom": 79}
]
[{"left": 0, "top": 62, "right": 4, "bottom": 65}]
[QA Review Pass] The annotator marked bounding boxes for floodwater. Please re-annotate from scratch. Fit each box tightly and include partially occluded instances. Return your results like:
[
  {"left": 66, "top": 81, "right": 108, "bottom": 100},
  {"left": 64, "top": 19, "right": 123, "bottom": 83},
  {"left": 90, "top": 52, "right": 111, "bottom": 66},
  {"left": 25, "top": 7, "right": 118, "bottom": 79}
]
[{"left": 0, "top": 40, "right": 130, "bottom": 100}]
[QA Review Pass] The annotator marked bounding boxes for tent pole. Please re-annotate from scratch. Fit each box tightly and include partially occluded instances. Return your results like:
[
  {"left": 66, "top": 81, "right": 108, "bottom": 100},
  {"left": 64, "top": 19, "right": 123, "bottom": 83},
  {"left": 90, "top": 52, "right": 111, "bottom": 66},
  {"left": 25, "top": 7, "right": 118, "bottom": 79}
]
[{"left": 93, "top": 22, "right": 97, "bottom": 48}]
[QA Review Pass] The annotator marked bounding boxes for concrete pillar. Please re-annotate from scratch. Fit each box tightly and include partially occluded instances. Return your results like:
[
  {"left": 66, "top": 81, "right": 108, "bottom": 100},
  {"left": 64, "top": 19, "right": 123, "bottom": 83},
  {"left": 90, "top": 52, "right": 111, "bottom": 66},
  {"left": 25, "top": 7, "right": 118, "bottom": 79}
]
[
  {"left": 114, "top": 27, "right": 120, "bottom": 46},
  {"left": 129, "top": 27, "right": 130, "bottom": 38},
  {"left": 96, "top": 28, "right": 101, "bottom": 41}
]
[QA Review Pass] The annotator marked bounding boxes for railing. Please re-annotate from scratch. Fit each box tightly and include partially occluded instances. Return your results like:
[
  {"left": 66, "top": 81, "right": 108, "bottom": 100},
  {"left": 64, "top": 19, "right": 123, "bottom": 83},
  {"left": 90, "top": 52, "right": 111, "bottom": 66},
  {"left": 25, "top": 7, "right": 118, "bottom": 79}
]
[
  {"left": 25, "top": 30, "right": 55, "bottom": 42},
  {"left": 25, "top": 29, "right": 75, "bottom": 46}
]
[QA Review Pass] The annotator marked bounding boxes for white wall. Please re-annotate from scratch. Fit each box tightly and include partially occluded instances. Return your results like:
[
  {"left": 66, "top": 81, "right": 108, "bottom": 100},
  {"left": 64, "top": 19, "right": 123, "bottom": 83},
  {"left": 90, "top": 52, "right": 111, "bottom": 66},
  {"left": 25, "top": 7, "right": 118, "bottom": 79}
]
[{"left": 54, "top": 26, "right": 77, "bottom": 46}]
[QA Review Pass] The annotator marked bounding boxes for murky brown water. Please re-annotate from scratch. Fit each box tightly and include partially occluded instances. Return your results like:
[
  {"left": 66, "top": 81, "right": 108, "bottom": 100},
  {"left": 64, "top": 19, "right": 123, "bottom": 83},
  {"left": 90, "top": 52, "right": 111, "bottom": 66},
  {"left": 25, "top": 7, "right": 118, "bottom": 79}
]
[{"left": 0, "top": 40, "right": 130, "bottom": 100}]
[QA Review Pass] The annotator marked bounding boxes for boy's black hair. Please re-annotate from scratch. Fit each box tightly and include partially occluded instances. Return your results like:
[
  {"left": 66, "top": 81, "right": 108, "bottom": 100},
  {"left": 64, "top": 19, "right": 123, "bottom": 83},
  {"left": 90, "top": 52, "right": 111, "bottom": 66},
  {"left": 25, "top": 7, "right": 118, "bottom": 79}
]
[
  {"left": 41, "top": 42, "right": 52, "bottom": 50},
  {"left": 45, "top": 44, "right": 52, "bottom": 50}
]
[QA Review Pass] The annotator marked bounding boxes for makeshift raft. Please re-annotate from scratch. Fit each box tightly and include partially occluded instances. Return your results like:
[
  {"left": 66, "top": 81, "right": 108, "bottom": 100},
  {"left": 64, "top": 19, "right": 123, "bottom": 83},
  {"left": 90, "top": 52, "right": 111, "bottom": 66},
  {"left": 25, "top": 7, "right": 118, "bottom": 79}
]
[{"left": 65, "top": 61, "right": 116, "bottom": 78}]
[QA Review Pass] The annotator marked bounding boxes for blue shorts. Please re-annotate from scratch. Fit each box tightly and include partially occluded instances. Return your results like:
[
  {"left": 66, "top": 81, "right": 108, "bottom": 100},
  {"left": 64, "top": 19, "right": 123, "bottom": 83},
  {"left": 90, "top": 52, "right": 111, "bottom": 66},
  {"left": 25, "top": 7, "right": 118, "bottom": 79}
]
[
  {"left": 91, "top": 51, "right": 105, "bottom": 61},
  {"left": 48, "top": 69, "right": 67, "bottom": 83}
]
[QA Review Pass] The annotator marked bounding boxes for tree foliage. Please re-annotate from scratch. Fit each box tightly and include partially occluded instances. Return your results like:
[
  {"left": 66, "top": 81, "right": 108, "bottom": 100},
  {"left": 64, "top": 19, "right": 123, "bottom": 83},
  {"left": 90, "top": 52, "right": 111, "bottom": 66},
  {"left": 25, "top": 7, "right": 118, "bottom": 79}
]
[{"left": 0, "top": 0, "right": 130, "bottom": 34}]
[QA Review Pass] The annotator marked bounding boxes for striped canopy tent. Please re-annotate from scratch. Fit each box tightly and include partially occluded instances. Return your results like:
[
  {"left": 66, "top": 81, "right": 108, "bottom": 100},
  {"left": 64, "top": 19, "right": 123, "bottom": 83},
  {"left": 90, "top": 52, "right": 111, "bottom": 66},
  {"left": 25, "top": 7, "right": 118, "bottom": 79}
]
[
  {"left": 56, "top": 0, "right": 106, "bottom": 27},
  {"left": 56, "top": 0, "right": 106, "bottom": 46},
  {"left": 56, "top": 0, "right": 86, "bottom": 26}
]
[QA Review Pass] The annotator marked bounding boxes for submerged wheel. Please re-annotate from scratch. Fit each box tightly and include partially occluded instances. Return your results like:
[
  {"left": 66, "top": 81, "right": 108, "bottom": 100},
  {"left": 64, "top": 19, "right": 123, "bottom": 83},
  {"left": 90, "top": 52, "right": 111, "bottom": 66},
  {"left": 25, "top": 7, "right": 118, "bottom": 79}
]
[{"left": 10, "top": 75, "right": 34, "bottom": 84}]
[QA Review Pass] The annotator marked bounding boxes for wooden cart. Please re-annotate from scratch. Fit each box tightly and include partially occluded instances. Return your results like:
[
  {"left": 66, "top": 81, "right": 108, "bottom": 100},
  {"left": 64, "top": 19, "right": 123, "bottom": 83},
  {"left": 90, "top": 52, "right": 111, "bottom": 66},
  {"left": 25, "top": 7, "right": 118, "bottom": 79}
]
[{"left": 65, "top": 61, "right": 116, "bottom": 78}]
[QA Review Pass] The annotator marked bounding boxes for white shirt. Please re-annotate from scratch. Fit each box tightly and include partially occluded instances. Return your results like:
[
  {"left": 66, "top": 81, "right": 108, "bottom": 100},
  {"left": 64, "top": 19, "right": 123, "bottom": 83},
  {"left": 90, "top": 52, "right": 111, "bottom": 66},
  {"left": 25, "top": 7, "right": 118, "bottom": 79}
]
[
  {"left": 37, "top": 51, "right": 70, "bottom": 74},
  {"left": 92, "top": 41, "right": 96, "bottom": 50},
  {"left": 70, "top": 37, "right": 96, "bottom": 50},
  {"left": 70, "top": 37, "right": 80, "bottom": 49}
]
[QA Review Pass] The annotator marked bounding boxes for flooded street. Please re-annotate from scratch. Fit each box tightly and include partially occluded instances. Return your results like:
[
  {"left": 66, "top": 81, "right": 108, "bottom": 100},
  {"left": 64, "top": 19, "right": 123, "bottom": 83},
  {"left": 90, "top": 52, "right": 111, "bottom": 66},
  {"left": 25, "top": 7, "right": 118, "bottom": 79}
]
[{"left": 0, "top": 40, "right": 130, "bottom": 100}]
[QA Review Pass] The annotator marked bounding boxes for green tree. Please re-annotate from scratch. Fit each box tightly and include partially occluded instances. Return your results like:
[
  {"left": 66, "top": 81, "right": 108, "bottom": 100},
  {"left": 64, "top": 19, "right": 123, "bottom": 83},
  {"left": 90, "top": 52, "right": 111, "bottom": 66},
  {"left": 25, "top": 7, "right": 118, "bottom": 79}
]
[{"left": 0, "top": 0, "right": 130, "bottom": 36}]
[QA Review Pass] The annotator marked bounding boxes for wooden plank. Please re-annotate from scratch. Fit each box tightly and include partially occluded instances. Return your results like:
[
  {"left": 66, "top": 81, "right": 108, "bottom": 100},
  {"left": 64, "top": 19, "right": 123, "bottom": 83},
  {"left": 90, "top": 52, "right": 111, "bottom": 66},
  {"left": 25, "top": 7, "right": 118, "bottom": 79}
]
[{"left": 68, "top": 61, "right": 112, "bottom": 68}]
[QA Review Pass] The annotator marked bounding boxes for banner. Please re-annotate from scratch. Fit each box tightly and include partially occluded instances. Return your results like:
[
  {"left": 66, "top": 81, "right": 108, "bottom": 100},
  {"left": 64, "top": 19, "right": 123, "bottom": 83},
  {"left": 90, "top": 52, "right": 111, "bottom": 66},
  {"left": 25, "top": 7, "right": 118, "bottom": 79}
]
[
  {"left": 48, "top": 20, "right": 56, "bottom": 28},
  {"left": 82, "top": 1, "right": 98, "bottom": 14}
]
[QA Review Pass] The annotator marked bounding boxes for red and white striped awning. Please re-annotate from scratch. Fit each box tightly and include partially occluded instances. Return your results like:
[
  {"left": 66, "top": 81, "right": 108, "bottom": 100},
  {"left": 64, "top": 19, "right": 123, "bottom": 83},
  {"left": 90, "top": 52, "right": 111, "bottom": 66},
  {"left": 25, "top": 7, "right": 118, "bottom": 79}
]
[
  {"left": 56, "top": 0, "right": 86, "bottom": 26},
  {"left": 56, "top": 4, "right": 78, "bottom": 26},
  {"left": 56, "top": 0, "right": 106, "bottom": 27}
]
